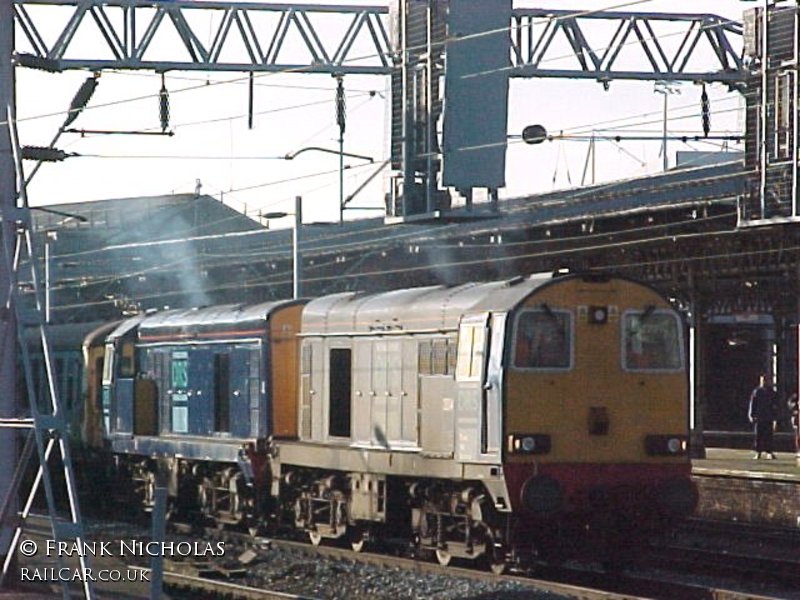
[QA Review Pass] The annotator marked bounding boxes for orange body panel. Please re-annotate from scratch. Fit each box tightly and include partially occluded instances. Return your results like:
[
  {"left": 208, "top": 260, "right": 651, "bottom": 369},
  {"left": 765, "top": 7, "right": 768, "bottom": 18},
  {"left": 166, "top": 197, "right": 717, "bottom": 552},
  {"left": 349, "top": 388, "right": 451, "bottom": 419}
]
[
  {"left": 270, "top": 304, "right": 303, "bottom": 438},
  {"left": 83, "top": 345, "right": 105, "bottom": 448}
]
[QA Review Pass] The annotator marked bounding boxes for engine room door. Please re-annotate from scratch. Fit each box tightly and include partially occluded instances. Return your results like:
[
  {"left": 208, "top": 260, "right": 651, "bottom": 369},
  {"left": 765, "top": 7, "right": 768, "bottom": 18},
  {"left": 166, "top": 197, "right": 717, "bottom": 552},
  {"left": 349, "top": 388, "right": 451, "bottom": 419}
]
[
  {"left": 229, "top": 347, "right": 256, "bottom": 438},
  {"left": 371, "top": 340, "right": 389, "bottom": 447},
  {"left": 455, "top": 313, "right": 490, "bottom": 462},
  {"left": 351, "top": 340, "right": 372, "bottom": 445},
  {"left": 188, "top": 348, "right": 213, "bottom": 435}
]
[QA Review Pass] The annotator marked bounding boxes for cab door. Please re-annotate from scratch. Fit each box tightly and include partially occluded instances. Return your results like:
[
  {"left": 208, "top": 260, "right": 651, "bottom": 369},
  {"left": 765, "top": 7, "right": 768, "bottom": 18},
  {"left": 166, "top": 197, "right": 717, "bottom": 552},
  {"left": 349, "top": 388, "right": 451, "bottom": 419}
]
[
  {"left": 455, "top": 313, "right": 490, "bottom": 462},
  {"left": 482, "top": 313, "right": 506, "bottom": 459}
]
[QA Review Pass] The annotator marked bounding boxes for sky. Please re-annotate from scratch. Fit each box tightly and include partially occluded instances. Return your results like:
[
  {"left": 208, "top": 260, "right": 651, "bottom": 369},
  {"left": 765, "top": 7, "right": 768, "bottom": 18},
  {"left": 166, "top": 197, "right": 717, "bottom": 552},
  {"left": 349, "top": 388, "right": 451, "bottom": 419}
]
[{"left": 13, "top": 0, "right": 753, "bottom": 226}]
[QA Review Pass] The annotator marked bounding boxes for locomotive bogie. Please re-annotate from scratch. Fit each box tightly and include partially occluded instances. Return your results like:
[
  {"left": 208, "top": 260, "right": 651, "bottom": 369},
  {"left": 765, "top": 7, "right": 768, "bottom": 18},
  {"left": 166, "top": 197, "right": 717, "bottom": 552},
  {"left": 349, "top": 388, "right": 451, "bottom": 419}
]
[
  {"left": 409, "top": 479, "right": 502, "bottom": 566},
  {"left": 198, "top": 466, "right": 253, "bottom": 526}
]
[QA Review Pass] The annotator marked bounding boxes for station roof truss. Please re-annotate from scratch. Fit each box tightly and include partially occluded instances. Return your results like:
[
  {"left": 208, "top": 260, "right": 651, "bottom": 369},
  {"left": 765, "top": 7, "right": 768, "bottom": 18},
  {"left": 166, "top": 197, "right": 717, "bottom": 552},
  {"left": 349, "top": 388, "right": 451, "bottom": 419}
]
[{"left": 33, "top": 160, "right": 800, "bottom": 323}]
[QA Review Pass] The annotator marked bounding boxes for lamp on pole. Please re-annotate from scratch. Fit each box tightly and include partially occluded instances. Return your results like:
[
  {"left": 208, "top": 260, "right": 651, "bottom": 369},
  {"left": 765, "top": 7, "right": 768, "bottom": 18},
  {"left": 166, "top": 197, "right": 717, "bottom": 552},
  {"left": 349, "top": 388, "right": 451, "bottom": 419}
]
[
  {"left": 283, "top": 142, "right": 374, "bottom": 224},
  {"left": 263, "top": 195, "right": 302, "bottom": 299}
]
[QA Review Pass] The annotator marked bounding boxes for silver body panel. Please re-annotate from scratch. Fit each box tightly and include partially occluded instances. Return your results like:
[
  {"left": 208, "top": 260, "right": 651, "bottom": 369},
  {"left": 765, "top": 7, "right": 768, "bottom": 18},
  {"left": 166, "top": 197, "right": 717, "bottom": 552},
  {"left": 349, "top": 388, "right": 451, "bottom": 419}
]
[{"left": 293, "top": 275, "right": 558, "bottom": 513}]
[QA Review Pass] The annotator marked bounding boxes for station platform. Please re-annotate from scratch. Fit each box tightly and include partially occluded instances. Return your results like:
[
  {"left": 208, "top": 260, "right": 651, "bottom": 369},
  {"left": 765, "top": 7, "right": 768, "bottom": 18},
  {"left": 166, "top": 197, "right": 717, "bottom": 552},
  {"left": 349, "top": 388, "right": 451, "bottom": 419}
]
[{"left": 692, "top": 448, "right": 800, "bottom": 527}]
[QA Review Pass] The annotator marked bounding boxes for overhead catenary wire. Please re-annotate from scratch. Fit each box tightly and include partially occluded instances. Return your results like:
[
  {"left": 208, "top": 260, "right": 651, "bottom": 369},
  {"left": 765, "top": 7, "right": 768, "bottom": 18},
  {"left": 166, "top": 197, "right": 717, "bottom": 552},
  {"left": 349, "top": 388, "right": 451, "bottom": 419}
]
[
  {"left": 8, "top": 0, "right": 666, "bottom": 129},
  {"left": 8, "top": 0, "right": 745, "bottom": 180},
  {"left": 32, "top": 107, "right": 752, "bottom": 282},
  {"left": 11, "top": 0, "right": 743, "bottom": 209}
]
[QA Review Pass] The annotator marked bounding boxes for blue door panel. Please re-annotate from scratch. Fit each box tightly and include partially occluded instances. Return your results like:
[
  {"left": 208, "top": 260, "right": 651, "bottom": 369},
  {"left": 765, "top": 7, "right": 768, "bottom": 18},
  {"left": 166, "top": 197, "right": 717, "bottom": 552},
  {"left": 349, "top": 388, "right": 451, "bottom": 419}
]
[
  {"left": 143, "top": 348, "right": 170, "bottom": 434},
  {"left": 188, "top": 348, "right": 214, "bottom": 435},
  {"left": 230, "top": 347, "right": 252, "bottom": 438},
  {"left": 114, "top": 379, "right": 134, "bottom": 434}
]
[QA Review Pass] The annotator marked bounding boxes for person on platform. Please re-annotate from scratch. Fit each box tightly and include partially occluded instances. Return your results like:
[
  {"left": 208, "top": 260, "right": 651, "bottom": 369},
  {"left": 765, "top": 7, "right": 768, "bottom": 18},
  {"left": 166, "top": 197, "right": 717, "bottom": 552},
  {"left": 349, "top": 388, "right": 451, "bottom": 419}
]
[
  {"left": 788, "top": 391, "right": 799, "bottom": 453},
  {"left": 748, "top": 373, "right": 779, "bottom": 460}
]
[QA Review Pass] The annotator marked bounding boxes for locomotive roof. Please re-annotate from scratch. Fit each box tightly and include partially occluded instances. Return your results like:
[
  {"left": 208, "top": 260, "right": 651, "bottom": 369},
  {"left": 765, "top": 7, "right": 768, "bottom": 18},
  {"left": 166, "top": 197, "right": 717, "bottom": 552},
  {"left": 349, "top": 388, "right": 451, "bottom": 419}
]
[
  {"left": 104, "top": 300, "right": 301, "bottom": 341},
  {"left": 137, "top": 300, "right": 301, "bottom": 335},
  {"left": 302, "top": 273, "right": 555, "bottom": 334}
]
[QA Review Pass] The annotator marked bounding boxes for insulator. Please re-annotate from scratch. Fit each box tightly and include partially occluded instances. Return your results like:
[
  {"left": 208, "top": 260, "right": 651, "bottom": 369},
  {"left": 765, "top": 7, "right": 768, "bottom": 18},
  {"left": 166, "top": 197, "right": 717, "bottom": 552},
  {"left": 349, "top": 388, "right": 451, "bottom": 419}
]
[
  {"left": 21, "top": 146, "right": 69, "bottom": 162},
  {"left": 159, "top": 74, "right": 170, "bottom": 133},
  {"left": 701, "top": 84, "right": 710, "bottom": 138},
  {"left": 63, "top": 75, "right": 99, "bottom": 128},
  {"left": 335, "top": 76, "right": 346, "bottom": 135}
]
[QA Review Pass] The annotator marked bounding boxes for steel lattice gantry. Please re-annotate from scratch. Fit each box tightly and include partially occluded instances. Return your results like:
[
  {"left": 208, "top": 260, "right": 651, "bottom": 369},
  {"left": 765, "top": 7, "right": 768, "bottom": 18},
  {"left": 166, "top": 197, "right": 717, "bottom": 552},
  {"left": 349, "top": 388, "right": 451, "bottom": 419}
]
[
  {"left": 508, "top": 8, "right": 744, "bottom": 86},
  {"left": 12, "top": 1, "right": 746, "bottom": 84},
  {"left": 13, "top": 0, "right": 393, "bottom": 74}
]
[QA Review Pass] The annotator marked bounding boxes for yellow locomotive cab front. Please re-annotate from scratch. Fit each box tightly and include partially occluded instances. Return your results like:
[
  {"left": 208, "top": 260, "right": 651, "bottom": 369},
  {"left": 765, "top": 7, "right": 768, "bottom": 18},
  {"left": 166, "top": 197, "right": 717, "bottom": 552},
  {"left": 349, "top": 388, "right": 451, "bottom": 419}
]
[{"left": 503, "top": 275, "right": 696, "bottom": 525}]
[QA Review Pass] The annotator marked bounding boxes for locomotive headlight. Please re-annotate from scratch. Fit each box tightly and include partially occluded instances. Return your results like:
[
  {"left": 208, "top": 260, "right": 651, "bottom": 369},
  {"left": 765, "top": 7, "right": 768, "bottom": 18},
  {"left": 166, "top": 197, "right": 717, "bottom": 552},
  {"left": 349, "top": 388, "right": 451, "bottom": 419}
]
[
  {"left": 508, "top": 434, "right": 551, "bottom": 454},
  {"left": 588, "top": 305, "right": 608, "bottom": 324},
  {"left": 667, "top": 437, "right": 684, "bottom": 454},
  {"left": 645, "top": 435, "right": 689, "bottom": 456}
]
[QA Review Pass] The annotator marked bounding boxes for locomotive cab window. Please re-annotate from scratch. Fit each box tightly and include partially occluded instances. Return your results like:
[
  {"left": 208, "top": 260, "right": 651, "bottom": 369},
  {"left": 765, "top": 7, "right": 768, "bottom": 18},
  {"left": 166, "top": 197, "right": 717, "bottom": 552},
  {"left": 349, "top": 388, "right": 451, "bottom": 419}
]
[
  {"left": 119, "top": 342, "right": 136, "bottom": 377},
  {"left": 513, "top": 309, "right": 572, "bottom": 370},
  {"left": 623, "top": 309, "right": 683, "bottom": 371}
]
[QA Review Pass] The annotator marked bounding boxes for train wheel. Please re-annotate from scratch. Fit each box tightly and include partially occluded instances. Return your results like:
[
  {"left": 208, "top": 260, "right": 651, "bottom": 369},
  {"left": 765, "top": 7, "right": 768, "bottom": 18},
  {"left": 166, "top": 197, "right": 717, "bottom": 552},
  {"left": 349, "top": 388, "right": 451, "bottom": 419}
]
[
  {"left": 435, "top": 548, "right": 452, "bottom": 567},
  {"left": 486, "top": 532, "right": 508, "bottom": 575},
  {"left": 489, "top": 559, "right": 507, "bottom": 575},
  {"left": 308, "top": 530, "right": 322, "bottom": 546},
  {"left": 348, "top": 527, "right": 366, "bottom": 553}
]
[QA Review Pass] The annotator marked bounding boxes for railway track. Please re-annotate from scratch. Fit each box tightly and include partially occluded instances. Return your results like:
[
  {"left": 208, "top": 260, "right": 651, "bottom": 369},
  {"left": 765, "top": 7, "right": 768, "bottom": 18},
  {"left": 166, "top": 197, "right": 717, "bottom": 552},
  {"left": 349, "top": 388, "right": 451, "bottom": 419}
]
[
  {"left": 150, "top": 543, "right": 786, "bottom": 600},
  {"left": 201, "top": 527, "right": 785, "bottom": 600},
  {"left": 17, "top": 513, "right": 797, "bottom": 599},
  {"left": 131, "top": 567, "right": 314, "bottom": 600},
  {"left": 641, "top": 518, "right": 800, "bottom": 596}
]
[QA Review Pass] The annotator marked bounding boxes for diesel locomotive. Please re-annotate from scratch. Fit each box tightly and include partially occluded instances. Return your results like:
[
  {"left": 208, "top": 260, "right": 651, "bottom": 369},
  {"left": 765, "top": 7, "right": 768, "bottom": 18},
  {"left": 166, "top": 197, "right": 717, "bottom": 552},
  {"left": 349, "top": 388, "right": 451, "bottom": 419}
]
[{"left": 89, "top": 273, "right": 697, "bottom": 570}]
